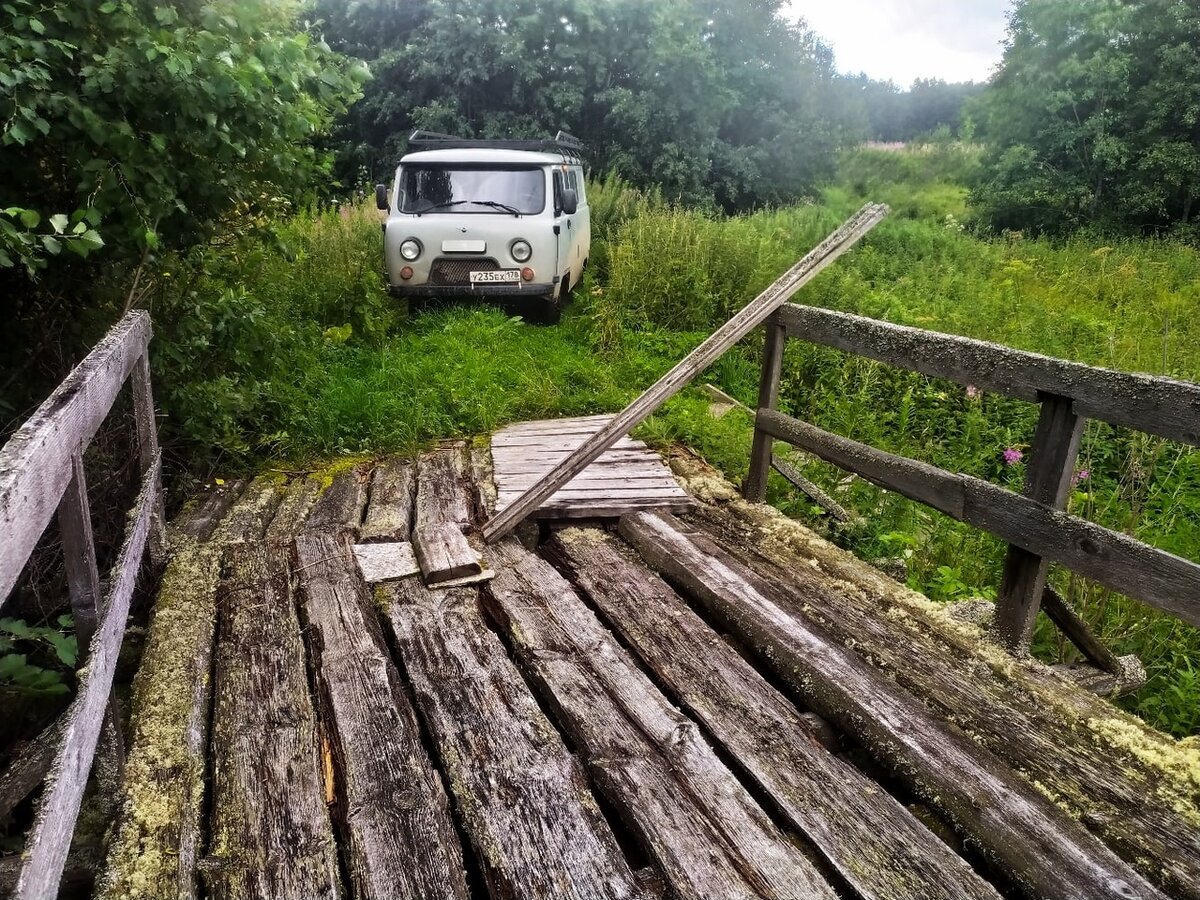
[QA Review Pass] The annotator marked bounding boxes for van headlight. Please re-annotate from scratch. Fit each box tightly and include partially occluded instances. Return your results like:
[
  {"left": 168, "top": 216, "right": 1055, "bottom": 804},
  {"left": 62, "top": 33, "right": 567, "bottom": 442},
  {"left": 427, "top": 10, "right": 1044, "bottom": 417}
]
[
  {"left": 510, "top": 239, "right": 532, "bottom": 263},
  {"left": 400, "top": 238, "right": 422, "bottom": 261}
]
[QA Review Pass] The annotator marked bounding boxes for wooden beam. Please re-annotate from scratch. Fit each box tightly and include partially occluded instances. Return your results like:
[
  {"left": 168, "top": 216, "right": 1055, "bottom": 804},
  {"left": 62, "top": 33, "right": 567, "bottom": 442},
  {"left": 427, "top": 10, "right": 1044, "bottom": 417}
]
[
  {"left": 619, "top": 510, "right": 1165, "bottom": 900},
  {"left": 482, "top": 203, "right": 888, "bottom": 541},
  {"left": 15, "top": 455, "right": 159, "bottom": 900},
  {"left": 485, "top": 538, "right": 839, "bottom": 899},
  {"left": 0, "top": 311, "right": 151, "bottom": 606},
  {"left": 360, "top": 459, "right": 415, "bottom": 542},
  {"left": 770, "top": 454, "right": 853, "bottom": 521},
  {"left": 778, "top": 304, "right": 1200, "bottom": 447},
  {"left": 757, "top": 408, "right": 1200, "bottom": 626},
  {"left": 743, "top": 313, "right": 786, "bottom": 502},
  {"left": 993, "top": 395, "right": 1085, "bottom": 652},
  {"left": 131, "top": 351, "right": 166, "bottom": 565},
  {"left": 413, "top": 522, "right": 483, "bottom": 584},
  {"left": 381, "top": 579, "right": 644, "bottom": 899},
  {"left": 57, "top": 451, "right": 102, "bottom": 651},
  {"left": 1040, "top": 586, "right": 1124, "bottom": 673},
  {"left": 549, "top": 528, "right": 1001, "bottom": 900}
]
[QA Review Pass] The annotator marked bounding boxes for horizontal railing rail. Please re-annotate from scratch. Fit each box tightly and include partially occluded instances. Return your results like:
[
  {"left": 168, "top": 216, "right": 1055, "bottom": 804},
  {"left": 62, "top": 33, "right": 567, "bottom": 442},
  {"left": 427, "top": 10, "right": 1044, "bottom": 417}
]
[
  {"left": 747, "top": 304, "right": 1200, "bottom": 654},
  {"left": 0, "top": 310, "right": 165, "bottom": 899}
]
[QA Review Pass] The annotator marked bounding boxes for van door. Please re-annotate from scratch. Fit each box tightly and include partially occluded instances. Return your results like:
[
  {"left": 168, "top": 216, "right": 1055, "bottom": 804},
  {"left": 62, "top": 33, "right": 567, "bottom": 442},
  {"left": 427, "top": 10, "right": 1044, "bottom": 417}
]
[{"left": 552, "top": 169, "right": 573, "bottom": 297}]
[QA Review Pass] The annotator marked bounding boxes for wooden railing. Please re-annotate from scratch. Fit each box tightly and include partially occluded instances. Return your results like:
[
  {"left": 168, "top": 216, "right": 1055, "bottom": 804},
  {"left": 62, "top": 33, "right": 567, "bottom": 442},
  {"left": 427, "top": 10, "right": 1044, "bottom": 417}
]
[
  {"left": 746, "top": 304, "right": 1200, "bottom": 654},
  {"left": 0, "top": 310, "right": 164, "bottom": 899}
]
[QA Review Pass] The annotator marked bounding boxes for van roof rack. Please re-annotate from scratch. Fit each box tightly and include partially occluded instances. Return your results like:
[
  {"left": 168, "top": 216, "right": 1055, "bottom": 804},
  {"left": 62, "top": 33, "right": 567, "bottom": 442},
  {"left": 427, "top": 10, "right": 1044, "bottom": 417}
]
[{"left": 407, "top": 130, "right": 584, "bottom": 162}]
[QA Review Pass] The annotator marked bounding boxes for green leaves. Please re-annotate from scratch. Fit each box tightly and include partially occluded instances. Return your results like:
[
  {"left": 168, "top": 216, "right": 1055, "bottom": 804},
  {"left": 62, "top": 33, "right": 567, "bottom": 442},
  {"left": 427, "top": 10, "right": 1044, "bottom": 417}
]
[{"left": 0, "top": 616, "right": 77, "bottom": 694}]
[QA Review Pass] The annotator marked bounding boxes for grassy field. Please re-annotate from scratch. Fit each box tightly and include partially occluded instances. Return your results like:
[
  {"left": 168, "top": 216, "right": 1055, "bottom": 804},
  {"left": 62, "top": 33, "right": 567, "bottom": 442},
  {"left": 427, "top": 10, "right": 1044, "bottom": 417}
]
[{"left": 133, "top": 147, "right": 1200, "bottom": 737}]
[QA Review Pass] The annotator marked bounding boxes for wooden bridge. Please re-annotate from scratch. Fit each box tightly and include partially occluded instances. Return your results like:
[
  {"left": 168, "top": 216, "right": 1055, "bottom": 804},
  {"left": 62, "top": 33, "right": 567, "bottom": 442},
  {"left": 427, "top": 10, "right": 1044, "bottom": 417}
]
[{"left": 1, "top": 206, "right": 1198, "bottom": 899}]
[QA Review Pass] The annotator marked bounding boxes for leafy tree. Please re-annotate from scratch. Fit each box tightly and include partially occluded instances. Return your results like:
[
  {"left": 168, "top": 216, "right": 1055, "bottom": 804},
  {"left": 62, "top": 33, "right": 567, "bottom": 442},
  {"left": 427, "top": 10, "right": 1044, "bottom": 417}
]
[
  {"left": 315, "top": 0, "right": 854, "bottom": 210},
  {"left": 841, "top": 74, "right": 984, "bottom": 143},
  {"left": 0, "top": 0, "right": 368, "bottom": 277},
  {"left": 971, "top": 0, "right": 1200, "bottom": 234}
]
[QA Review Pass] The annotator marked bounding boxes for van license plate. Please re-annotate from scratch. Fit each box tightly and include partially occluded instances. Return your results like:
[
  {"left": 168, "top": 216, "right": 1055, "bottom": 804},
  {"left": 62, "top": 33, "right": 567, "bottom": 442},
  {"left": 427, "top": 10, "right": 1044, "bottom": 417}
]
[{"left": 470, "top": 269, "right": 521, "bottom": 285}]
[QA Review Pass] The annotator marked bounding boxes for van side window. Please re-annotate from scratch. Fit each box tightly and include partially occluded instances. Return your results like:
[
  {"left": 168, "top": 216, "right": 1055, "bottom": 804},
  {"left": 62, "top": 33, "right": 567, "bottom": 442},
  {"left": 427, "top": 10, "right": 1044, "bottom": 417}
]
[{"left": 573, "top": 168, "right": 586, "bottom": 204}]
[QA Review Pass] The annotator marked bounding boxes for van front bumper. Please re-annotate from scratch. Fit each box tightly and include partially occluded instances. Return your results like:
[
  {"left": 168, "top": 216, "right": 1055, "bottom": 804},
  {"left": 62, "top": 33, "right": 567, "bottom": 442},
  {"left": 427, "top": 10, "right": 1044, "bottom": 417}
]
[{"left": 387, "top": 282, "right": 554, "bottom": 299}]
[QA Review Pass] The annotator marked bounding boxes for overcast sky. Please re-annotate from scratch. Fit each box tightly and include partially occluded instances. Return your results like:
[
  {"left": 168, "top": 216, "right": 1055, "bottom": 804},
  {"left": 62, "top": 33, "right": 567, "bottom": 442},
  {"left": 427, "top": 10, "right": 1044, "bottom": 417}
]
[{"left": 786, "top": 0, "right": 1012, "bottom": 86}]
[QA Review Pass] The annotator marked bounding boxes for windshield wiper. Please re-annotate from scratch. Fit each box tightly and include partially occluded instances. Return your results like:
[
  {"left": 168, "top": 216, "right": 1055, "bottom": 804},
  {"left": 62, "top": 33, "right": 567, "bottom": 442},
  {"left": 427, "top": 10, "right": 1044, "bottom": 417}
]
[{"left": 415, "top": 199, "right": 523, "bottom": 216}]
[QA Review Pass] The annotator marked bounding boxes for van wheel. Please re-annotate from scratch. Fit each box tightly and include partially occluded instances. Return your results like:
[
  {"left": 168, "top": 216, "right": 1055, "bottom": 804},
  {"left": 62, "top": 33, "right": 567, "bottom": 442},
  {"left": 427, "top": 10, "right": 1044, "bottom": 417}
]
[
  {"left": 559, "top": 274, "right": 573, "bottom": 302},
  {"left": 525, "top": 294, "right": 562, "bottom": 325}
]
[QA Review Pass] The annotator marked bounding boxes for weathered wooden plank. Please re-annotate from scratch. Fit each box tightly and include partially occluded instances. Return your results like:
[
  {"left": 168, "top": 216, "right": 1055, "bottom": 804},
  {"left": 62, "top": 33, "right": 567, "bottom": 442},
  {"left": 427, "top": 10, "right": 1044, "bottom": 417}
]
[
  {"left": 491, "top": 434, "right": 644, "bottom": 450},
  {"left": 206, "top": 539, "right": 340, "bottom": 900},
  {"left": 758, "top": 407, "right": 1200, "bottom": 626},
  {"left": 173, "top": 478, "right": 249, "bottom": 543},
  {"left": 548, "top": 527, "right": 1001, "bottom": 900},
  {"left": 509, "top": 499, "right": 696, "bottom": 519},
  {"left": 744, "top": 314, "right": 786, "bottom": 501},
  {"left": 416, "top": 448, "right": 472, "bottom": 529},
  {"left": 497, "top": 487, "right": 689, "bottom": 503},
  {"left": 619, "top": 510, "right": 1166, "bottom": 900},
  {"left": 497, "top": 472, "right": 680, "bottom": 489},
  {"left": 361, "top": 458, "right": 415, "bottom": 542},
  {"left": 353, "top": 542, "right": 421, "bottom": 582},
  {"left": 100, "top": 476, "right": 284, "bottom": 900},
  {"left": 770, "top": 455, "right": 853, "bottom": 521},
  {"left": 305, "top": 463, "right": 370, "bottom": 531},
  {"left": 382, "top": 579, "right": 647, "bottom": 899},
  {"left": 1040, "top": 586, "right": 1125, "bottom": 673},
  {"left": 483, "top": 204, "right": 888, "bottom": 541},
  {"left": 669, "top": 467, "right": 1200, "bottom": 899},
  {"left": 484, "top": 538, "right": 839, "bottom": 900},
  {"left": 490, "top": 448, "right": 655, "bottom": 464},
  {"left": 778, "top": 303, "right": 1200, "bottom": 446},
  {"left": 497, "top": 414, "right": 614, "bottom": 434},
  {"left": 131, "top": 351, "right": 166, "bottom": 563},
  {"left": 294, "top": 531, "right": 470, "bottom": 900},
  {"left": 993, "top": 394, "right": 1085, "bottom": 651},
  {"left": 16, "top": 455, "right": 159, "bottom": 900},
  {"left": 0, "top": 310, "right": 151, "bottom": 606},
  {"left": 0, "top": 717, "right": 68, "bottom": 823},
  {"left": 414, "top": 522, "right": 482, "bottom": 584},
  {"left": 57, "top": 451, "right": 102, "bottom": 649}
]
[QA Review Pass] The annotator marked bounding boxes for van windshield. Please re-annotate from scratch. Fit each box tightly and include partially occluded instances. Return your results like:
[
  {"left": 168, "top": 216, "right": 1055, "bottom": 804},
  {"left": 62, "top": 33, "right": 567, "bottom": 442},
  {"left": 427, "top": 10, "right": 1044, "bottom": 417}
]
[{"left": 400, "top": 165, "right": 545, "bottom": 215}]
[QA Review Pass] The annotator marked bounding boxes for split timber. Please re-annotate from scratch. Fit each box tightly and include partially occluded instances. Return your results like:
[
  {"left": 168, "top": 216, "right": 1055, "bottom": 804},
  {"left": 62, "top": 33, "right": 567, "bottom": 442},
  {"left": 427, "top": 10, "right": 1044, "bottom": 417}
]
[{"left": 98, "top": 444, "right": 1198, "bottom": 900}]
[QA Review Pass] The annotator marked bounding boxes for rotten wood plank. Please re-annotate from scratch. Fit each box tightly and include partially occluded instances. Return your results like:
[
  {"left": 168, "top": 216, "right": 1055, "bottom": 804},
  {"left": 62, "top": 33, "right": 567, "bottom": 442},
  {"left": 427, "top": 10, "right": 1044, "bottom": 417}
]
[
  {"left": 993, "top": 394, "right": 1085, "bottom": 652},
  {"left": 16, "top": 455, "right": 160, "bottom": 900},
  {"left": 360, "top": 458, "right": 415, "bottom": 542},
  {"left": 0, "top": 310, "right": 151, "bottom": 605},
  {"left": 1040, "top": 586, "right": 1124, "bottom": 674},
  {"left": 206, "top": 539, "right": 340, "bottom": 900},
  {"left": 131, "top": 351, "right": 166, "bottom": 563},
  {"left": 757, "top": 407, "right": 1200, "bottom": 626},
  {"left": 414, "top": 522, "right": 483, "bottom": 584},
  {"left": 621, "top": 511, "right": 1172, "bottom": 900},
  {"left": 778, "top": 303, "right": 1200, "bottom": 447},
  {"left": 670, "top": 468, "right": 1200, "bottom": 899},
  {"left": 294, "top": 531, "right": 470, "bottom": 900},
  {"left": 547, "top": 527, "right": 1001, "bottom": 900},
  {"left": 381, "top": 579, "right": 647, "bottom": 899},
  {"left": 100, "top": 476, "right": 285, "bottom": 900},
  {"left": 57, "top": 451, "right": 102, "bottom": 649},
  {"left": 173, "top": 478, "right": 249, "bottom": 543},
  {"left": 484, "top": 538, "right": 839, "bottom": 900},
  {"left": 482, "top": 203, "right": 888, "bottom": 541},
  {"left": 416, "top": 448, "right": 472, "bottom": 529},
  {"left": 305, "top": 463, "right": 371, "bottom": 532}
]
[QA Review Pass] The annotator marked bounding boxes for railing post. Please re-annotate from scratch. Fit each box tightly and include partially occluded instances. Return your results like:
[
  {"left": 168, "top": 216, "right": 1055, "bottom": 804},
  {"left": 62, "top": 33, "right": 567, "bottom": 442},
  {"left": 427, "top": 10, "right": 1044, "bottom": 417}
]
[
  {"left": 131, "top": 350, "right": 166, "bottom": 566},
  {"left": 993, "top": 394, "right": 1084, "bottom": 653},
  {"left": 744, "top": 313, "right": 786, "bottom": 502},
  {"left": 57, "top": 451, "right": 102, "bottom": 650}
]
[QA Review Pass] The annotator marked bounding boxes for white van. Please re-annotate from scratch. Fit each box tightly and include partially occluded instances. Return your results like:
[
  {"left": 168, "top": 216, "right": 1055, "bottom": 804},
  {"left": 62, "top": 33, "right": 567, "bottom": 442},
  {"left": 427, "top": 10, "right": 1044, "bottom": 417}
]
[{"left": 376, "top": 131, "right": 590, "bottom": 324}]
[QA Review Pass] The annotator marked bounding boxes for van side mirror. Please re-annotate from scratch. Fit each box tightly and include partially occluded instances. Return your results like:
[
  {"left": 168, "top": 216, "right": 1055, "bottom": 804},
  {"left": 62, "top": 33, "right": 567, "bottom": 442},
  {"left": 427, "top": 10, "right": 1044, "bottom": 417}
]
[
  {"left": 560, "top": 188, "right": 578, "bottom": 216},
  {"left": 375, "top": 184, "right": 389, "bottom": 211}
]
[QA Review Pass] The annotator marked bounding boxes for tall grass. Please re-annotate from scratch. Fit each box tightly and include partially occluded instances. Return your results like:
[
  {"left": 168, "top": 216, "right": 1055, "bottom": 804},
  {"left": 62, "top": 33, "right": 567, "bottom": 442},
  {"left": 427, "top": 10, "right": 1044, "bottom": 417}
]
[{"left": 145, "top": 157, "right": 1200, "bottom": 737}]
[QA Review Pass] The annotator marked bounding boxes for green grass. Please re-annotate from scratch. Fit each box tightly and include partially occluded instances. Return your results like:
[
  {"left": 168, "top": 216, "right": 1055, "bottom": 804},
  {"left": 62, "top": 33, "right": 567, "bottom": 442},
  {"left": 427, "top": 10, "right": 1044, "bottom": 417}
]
[{"left": 149, "top": 155, "right": 1200, "bottom": 738}]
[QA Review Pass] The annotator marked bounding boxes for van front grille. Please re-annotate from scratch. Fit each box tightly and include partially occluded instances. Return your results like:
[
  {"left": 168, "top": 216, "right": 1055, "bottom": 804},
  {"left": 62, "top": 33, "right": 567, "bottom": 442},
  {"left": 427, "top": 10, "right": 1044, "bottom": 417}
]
[{"left": 429, "top": 257, "right": 499, "bottom": 286}]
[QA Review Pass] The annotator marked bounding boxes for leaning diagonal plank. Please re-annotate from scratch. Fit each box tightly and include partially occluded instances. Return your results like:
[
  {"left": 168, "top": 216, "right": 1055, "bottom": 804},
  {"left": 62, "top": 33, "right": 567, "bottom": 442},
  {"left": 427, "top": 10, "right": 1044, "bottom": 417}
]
[
  {"left": 679, "top": 487, "right": 1200, "bottom": 899},
  {"left": 619, "top": 510, "right": 1166, "bottom": 900},
  {"left": 294, "top": 530, "right": 470, "bottom": 900},
  {"left": 481, "top": 202, "right": 888, "bottom": 541},
  {"left": 485, "top": 539, "right": 839, "bottom": 900},
  {"left": 546, "top": 527, "right": 1001, "bottom": 900},
  {"left": 205, "top": 477, "right": 339, "bottom": 899},
  {"left": 381, "top": 579, "right": 647, "bottom": 899},
  {"left": 99, "top": 477, "right": 280, "bottom": 900}
]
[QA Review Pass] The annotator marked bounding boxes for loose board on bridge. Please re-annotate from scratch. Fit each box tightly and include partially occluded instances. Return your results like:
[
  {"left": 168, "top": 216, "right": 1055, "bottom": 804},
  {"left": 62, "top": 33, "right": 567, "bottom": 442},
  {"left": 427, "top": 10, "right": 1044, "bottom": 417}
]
[{"left": 490, "top": 415, "right": 694, "bottom": 520}]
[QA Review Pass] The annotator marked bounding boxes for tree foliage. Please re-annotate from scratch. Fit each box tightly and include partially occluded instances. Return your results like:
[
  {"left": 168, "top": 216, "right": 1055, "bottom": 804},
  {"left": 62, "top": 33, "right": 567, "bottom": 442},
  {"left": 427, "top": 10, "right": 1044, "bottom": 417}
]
[
  {"left": 0, "top": 0, "right": 368, "bottom": 277},
  {"left": 971, "top": 0, "right": 1200, "bottom": 234},
  {"left": 316, "top": 0, "right": 854, "bottom": 211},
  {"left": 843, "top": 76, "right": 985, "bottom": 143}
]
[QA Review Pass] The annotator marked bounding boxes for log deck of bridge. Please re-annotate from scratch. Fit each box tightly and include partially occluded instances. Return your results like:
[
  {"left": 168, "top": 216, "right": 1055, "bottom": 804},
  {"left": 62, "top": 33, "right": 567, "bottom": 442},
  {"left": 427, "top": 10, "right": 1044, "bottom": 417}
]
[{"left": 98, "top": 439, "right": 1198, "bottom": 900}]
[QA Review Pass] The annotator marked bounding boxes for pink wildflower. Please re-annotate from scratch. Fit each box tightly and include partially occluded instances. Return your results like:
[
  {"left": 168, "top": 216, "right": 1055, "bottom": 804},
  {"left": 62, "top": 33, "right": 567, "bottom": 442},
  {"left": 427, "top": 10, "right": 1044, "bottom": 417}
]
[
  {"left": 1003, "top": 448, "right": 1023, "bottom": 466},
  {"left": 965, "top": 384, "right": 981, "bottom": 400},
  {"left": 1073, "top": 469, "right": 1090, "bottom": 484}
]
